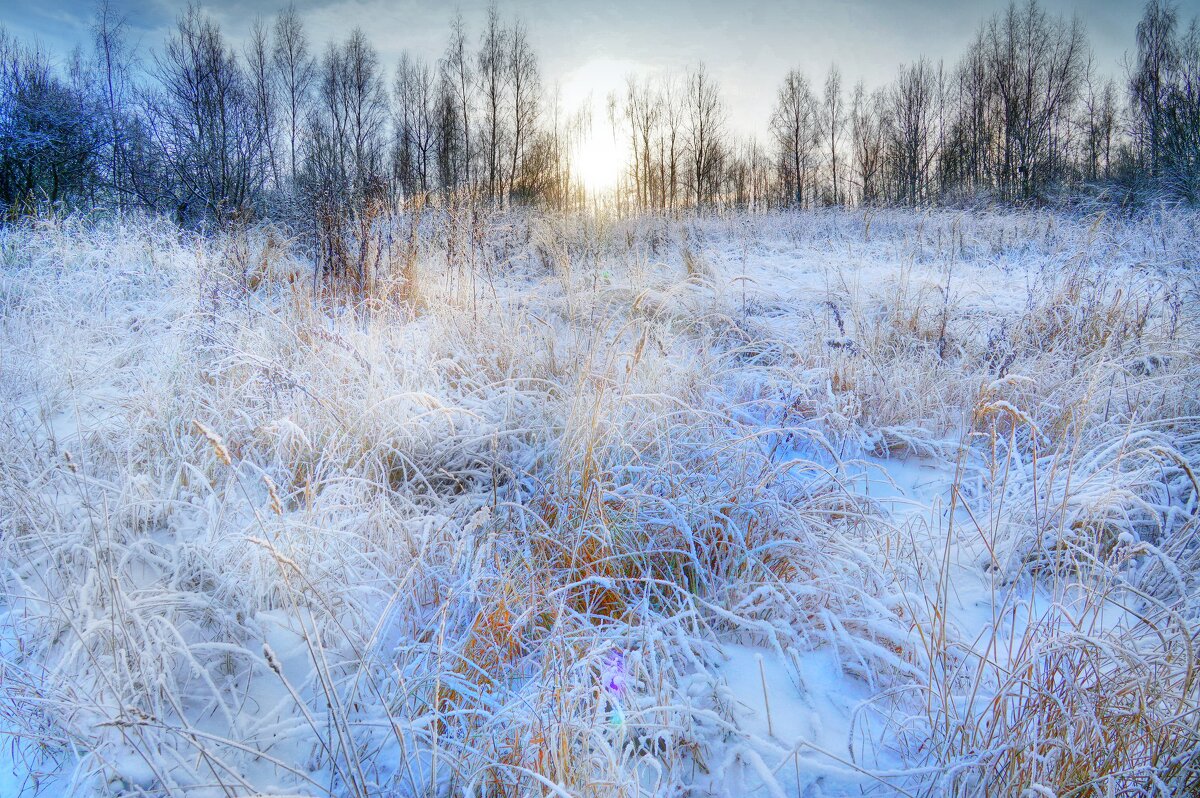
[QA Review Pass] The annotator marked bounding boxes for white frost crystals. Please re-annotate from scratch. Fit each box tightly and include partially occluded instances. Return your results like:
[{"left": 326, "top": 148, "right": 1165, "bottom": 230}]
[{"left": 0, "top": 207, "right": 1197, "bottom": 796}]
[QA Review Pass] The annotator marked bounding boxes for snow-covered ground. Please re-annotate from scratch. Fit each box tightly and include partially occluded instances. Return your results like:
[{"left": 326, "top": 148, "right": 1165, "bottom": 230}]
[{"left": 1, "top": 208, "right": 1197, "bottom": 796}]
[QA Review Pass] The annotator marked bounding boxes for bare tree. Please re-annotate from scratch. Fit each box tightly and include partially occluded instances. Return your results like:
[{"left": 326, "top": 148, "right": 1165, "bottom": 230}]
[
  {"left": 850, "top": 81, "right": 888, "bottom": 204},
  {"left": 947, "top": 28, "right": 992, "bottom": 195},
  {"left": 246, "top": 17, "right": 279, "bottom": 188},
  {"left": 477, "top": 4, "right": 508, "bottom": 202},
  {"left": 624, "top": 75, "right": 659, "bottom": 209},
  {"left": 1079, "top": 59, "right": 1118, "bottom": 182},
  {"left": 613, "top": 72, "right": 690, "bottom": 211},
  {"left": 727, "top": 137, "right": 771, "bottom": 209},
  {"left": 1130, "top": 1, "right": 1200, "bottom": 197},
  {"left": 822, "top": 64, "right": 845, "bottom": 204},
  {"left": 148, "top": 3, "right": 267, "bottom": 223},
  {"left": 440, "top": 13, "right": 474, "bottom": 190},
  {"left": 507, "top": 19, "right": 541, "bottom": 201},
  {"left": 434, "top": 71, "right": 463, "bottom": 189},
  {"left": 91, "top": 0, "right": 134, "bottom": 209},
  {"left": 984, "top": 0, "right": 1087, "bottom": 200},
  {"left": 272, "top": 4, "right": 314, "bottom": 183},
  {"left": 1131, "top": 0, "right": 1177, "bottom": 179},
  {"left": 887, "top": 58, "right": 942, "bottom": 204},
  {"left": 306, "top": 28, "right": 388, "bottom": 210},
  {"left": 1162, "top": 17, "right": 1200, "bottom": 197},
  {"left": 660, "top": 76, "right": 684, "bottom": 211},
  {"left": 771, "top": 69, "right": 820, "bottom": 207},
  {"left": 684, "top": 63, "right": 725, "bottom": 207},
  {"left": 393, "top": 52, "right": 437, "bottom": 196},
  {"left": 346, "top": 30, "right": 388, "bottom": 198}
]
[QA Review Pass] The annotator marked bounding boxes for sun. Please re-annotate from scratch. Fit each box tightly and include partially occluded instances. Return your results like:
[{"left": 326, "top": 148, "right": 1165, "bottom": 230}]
[
  {"left": 560, "top": 58, "right": 639, "bottom": 195},
  {"left": 573, "top": 131, "right": 624, "bottom": 194}
]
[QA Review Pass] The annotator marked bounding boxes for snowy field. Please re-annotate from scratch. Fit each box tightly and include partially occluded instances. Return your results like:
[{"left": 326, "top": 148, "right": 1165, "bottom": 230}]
[{"left": 1, "top": 207, "right": 1198, "bottom": 796}]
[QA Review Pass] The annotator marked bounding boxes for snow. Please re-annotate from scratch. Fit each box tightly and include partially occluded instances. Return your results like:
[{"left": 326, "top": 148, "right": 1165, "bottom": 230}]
[{"left": 0, "top": 207, "right": 1197, "bottom": 796}]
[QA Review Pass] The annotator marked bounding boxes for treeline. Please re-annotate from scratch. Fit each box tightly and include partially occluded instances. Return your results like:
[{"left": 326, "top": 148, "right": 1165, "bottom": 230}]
[
  {"left": 0, "top": 1, "right": 576, "bottom": 225},
  {"left": 616, "top": 0, "right": 1200, "bottom": 210},
  {"left": 1, "top": 0, "right": 1198, "bottom": 225}
]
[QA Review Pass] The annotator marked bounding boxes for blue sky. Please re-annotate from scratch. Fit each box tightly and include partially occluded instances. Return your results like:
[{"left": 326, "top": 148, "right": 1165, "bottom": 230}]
[{"left": 4, "top": 0, "right": 1195, "bottom": 136}]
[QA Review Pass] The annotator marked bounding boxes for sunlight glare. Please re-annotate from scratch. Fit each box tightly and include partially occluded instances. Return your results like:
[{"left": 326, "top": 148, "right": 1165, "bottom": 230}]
[
  {"left": 574, "top": 131, "right": 623, "bottom": 193},
  {"left": 561, "top": 58, "right": 639, "bottom": 195}
]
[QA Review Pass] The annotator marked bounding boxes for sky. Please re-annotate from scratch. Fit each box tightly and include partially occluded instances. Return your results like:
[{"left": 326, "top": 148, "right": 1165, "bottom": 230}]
[{"left": 4, "top": 0, "right": 1197, "bottom": 139}]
